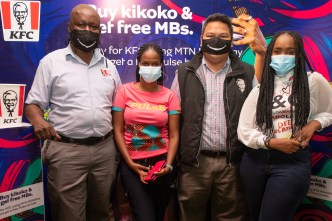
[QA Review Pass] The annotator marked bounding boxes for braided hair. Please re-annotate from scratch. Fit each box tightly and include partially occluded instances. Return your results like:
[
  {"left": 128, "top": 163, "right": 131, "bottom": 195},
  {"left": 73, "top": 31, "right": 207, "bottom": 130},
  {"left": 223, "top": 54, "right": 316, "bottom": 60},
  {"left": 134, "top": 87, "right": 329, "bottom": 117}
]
[
  {"left": 135, "top": 43, "right": 165, "bottom": 85},
  {"left": 256, "top": 31, "right": 313, "bottom": 136}
]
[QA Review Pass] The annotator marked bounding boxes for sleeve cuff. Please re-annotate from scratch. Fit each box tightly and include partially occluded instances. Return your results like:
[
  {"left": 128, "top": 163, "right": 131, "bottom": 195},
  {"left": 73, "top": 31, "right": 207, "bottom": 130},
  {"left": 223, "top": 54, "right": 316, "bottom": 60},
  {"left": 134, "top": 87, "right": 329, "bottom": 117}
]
[
  {"left": 168, "top": 110, "right": 180, "bottom": 115},
  {"left": 112, "top": 106, "right": 123, "bottom": 111}
]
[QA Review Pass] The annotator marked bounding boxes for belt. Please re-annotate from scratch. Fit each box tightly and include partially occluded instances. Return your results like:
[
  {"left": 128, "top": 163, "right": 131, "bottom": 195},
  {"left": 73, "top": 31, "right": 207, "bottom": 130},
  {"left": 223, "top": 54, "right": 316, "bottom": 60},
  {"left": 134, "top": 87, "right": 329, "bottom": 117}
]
[
  {"left": 58, "top": 131, "right": 112, "bottom": 145},
  {"left": 200, "top": 150, "right": 226, "bottom": 158}
]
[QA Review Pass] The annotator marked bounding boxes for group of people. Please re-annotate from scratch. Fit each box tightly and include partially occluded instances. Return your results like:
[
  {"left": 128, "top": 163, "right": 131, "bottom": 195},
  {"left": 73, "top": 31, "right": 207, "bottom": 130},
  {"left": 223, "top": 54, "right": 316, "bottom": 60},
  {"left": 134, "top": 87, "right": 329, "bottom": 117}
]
[{"left": 25, "top": 4, "right": 332, "bottom": 221}]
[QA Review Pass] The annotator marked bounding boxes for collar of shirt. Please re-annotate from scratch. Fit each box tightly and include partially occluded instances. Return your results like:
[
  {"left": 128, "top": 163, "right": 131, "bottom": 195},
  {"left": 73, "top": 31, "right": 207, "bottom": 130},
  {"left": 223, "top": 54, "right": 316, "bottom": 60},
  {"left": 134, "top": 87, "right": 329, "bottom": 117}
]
[{"left": 65, "top": 44, "right": 105, "bottom": 67}]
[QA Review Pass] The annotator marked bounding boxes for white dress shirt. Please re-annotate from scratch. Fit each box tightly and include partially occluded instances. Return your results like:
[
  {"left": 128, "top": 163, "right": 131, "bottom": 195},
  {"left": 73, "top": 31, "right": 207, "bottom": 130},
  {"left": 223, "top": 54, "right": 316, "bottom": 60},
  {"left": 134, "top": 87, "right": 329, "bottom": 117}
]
[{"left": 26, "top": 45, "right": 121, "bottom": 138}]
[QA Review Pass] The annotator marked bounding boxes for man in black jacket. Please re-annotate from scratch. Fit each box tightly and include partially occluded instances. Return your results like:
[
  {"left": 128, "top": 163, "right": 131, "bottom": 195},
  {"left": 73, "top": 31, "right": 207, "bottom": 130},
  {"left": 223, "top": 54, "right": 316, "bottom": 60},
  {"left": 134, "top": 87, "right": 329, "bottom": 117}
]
[{"left": 171, "top": 13, "right": 266, "bottom": 221}]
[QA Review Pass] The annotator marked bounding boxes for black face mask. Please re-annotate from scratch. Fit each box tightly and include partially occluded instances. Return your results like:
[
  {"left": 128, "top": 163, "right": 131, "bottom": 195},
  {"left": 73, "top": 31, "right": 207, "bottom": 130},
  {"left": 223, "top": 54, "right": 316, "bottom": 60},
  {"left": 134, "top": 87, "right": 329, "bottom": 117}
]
[
  {"left": 70, "top": 29, "right": 100, "bottom": 52},
  {"left": 201, "top": 37, "right": 231, "bottom": 55}
]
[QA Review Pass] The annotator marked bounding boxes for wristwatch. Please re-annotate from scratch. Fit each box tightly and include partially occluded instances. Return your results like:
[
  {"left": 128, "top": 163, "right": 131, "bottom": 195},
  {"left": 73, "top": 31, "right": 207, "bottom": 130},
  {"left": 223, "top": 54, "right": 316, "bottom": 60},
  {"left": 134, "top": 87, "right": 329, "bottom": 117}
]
[{"left": 165, "top": 163, "right": 173, "bottom": 172}]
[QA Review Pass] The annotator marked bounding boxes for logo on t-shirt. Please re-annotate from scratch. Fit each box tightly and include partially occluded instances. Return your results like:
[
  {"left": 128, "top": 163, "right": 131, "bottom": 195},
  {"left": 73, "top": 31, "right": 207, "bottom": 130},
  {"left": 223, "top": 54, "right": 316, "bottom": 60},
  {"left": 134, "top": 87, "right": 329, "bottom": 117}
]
[
  {"left": 130, "top": 102, "right": 166, "bottom": 111},
  {"left": 100, "top": 69, "right": 111, "bottom": 77},
  {"left": 0, "top": 1, "right": 40, "bottom": 41}
]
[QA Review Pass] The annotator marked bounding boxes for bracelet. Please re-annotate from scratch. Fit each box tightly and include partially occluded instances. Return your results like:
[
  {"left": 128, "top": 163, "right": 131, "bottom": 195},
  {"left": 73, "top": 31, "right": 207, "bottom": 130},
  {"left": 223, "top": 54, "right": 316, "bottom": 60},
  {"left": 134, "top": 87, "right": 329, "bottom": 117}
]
[
  {"left": 164, "top": 163, "right": 173, "bottom": 172},
  {"left": 263, "top": 136, "right": 272, "bottom": 149}
]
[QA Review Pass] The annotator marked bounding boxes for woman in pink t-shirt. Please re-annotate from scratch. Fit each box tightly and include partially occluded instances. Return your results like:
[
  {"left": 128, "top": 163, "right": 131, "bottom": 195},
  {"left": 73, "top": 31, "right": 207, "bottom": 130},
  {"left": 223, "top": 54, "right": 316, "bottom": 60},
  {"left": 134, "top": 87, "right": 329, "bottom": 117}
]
[{"left": 112, "top": 43, "right": 180, "bottom": 221}]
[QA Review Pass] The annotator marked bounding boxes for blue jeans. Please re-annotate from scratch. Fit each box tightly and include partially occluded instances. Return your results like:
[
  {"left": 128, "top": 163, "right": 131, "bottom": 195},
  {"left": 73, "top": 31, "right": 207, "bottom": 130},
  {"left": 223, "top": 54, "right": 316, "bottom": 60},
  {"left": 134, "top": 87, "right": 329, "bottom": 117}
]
[{"left": 240, "top": 147, "right": 311, "bottom": 221}]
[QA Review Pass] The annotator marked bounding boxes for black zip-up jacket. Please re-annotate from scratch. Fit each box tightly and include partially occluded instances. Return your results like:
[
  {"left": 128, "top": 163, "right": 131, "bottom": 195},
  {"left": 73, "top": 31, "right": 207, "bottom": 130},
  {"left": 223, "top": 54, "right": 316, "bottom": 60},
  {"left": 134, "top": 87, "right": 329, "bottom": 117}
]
[{"left": 177, "top": 50, "right": 255, "bottom": 167}]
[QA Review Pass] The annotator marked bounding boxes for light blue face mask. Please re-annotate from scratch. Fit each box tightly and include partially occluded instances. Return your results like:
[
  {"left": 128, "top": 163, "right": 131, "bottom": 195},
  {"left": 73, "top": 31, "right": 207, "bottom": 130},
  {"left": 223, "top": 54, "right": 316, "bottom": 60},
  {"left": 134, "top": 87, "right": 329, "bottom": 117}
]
[
  {"left": 139, "top": 66, "right": 162, "bottom": 83},
  {"left": 270, "top": 55, "right": 295, "bottom": 77}
]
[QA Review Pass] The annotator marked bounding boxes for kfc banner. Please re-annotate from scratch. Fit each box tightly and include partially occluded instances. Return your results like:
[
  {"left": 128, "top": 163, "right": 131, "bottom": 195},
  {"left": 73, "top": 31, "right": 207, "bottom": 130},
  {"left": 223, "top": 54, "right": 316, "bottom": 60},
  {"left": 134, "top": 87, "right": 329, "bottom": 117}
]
[
  {"left": 0, "top": 1, "right": 40, "bottom": 41},
  {"left": 0, "top": 84, "right": 25, "bottom": 128}
]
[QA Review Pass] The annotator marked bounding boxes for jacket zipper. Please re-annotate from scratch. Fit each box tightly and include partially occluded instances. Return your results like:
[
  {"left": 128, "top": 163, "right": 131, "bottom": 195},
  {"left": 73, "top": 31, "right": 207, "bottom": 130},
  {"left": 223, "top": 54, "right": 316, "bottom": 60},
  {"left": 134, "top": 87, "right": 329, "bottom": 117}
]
[
  {"left": 187, "top": 66, "right": 205, "bottom": 168},
  {"left": 224, "top": 77, "right": 232, "bottom": 167}
]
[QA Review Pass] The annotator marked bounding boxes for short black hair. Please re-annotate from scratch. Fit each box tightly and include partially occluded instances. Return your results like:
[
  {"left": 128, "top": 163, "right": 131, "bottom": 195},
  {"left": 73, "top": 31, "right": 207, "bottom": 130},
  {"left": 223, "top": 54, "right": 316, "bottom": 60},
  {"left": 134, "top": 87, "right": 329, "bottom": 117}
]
[{"left": 201, "top": 13, "right": 233, "bottom": 39}]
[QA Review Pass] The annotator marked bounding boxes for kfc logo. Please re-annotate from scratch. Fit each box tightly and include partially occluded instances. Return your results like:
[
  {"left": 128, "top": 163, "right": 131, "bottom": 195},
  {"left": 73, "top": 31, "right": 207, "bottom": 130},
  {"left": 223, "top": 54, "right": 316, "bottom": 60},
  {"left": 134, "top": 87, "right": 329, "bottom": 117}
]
[
  {"left": 0, "top": 84, "right": 25, "bottom": 127},
  {"left": 3, "top": 90, "right": 18, "bottom": 117},
  {"left": 0, "top": 1, "right": 40, "bottom": 41},
  {"left": 100, "top": 69, "right": 111, "bottom": 77},
  {"left": 13, "top": 2, "right": 28, "bottom": 30},
  {"left": 236, "top": 78, "right": 246, "bottom": 93}
]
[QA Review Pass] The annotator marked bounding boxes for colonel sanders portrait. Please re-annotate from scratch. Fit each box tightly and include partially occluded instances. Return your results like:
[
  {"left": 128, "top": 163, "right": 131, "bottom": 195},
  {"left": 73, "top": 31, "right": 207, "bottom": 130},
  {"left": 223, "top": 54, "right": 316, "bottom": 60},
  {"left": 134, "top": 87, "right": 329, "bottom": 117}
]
[
  {"left": 3, "top": 90, "right": 18, "bottom": 117},
  {"left": 13, "top": 2, "right": 28, "bottom": 30}
]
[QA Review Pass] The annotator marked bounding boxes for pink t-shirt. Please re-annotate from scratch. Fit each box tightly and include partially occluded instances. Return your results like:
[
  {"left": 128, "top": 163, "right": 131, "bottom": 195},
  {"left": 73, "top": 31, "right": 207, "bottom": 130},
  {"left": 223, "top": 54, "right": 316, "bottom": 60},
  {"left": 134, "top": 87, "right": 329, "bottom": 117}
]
[{"left": 112, "top": 82, "right": 181, "bottom": 159}]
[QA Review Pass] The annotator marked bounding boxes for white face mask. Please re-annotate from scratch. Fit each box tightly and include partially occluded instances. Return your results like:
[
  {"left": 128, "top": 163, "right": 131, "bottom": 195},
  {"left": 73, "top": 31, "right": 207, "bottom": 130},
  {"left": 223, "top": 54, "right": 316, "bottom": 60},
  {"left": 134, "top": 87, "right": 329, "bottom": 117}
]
[{"left": 139, "top": 66, "right": 162, "bottom": 83}]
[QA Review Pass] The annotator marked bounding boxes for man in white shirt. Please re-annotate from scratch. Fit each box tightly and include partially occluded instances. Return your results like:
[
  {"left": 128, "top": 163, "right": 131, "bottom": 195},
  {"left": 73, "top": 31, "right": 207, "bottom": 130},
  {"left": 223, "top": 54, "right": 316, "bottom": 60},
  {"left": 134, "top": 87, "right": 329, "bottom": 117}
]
[{"left": 25, "top": 4, "right": 121, "bottom": 221}]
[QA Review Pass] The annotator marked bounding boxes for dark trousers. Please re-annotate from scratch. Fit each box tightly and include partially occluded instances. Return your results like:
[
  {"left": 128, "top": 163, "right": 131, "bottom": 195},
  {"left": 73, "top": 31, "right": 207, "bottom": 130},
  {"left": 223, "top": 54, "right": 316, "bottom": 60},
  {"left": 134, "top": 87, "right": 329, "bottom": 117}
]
[
  {"left": 240, "top": 147, "right": 311, "bottom": 221},
  {"left": 120, "top": 155, "right": 172, "bottom": 221}
]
